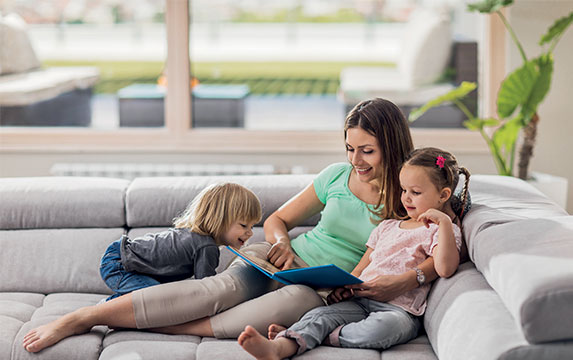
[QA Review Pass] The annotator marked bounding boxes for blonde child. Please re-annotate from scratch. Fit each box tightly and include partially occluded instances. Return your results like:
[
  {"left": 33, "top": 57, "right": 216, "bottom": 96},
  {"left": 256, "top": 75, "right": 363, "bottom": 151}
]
[
  {"left": 238, "top": 147, "right": 470, "bottom": 358},
  {"left": 99, "top": 182, "right": 262, "bottom": 301}
]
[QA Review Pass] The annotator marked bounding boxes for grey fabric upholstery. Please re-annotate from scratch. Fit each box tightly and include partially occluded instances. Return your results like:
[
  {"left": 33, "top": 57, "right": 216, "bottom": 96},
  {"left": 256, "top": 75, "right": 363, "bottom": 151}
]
[
  {"left": 1, "top": 174, "right": 572, "bottom": 359},
  {"left": 0, "top": 228, "right": 121, "bottom": 294},
  {"left": 462, "top": 175, "right": 573, "bottom": 344},
  {"left": 126, "top": 175, "right": 318, "bottom": 227},
  {"left": 0, "top": 177, "right": 129, "bottom": 229}
]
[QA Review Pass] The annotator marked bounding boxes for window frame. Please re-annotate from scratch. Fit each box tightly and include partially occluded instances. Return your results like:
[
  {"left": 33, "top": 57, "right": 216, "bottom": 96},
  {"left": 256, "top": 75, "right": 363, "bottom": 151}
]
[{"left": 0, "top": 0, "right": 495, "bottom": 156}]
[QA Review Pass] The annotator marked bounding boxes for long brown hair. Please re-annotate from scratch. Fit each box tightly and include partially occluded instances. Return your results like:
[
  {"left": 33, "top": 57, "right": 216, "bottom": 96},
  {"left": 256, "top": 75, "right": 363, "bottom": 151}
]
[{"left": 344, "top": 98, "right": 414, "bottom": 220}]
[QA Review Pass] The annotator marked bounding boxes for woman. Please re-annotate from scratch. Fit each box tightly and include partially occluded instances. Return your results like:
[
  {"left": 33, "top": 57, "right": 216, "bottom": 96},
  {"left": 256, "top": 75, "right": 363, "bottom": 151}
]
[{"left": 23, "top": 98, "right": 441, "bottom": 352}]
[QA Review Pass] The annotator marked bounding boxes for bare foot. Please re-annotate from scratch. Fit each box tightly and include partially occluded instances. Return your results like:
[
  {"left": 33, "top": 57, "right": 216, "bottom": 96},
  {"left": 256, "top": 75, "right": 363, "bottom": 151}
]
[
  {"left": 22, "top": 312, "right": 91, "bottom": 353},
  {"left": 238, "top": 325, "right": 283, "bottom": 360},
  {"left": 267, "top": 324, "right": 287, "bottom": 340}
]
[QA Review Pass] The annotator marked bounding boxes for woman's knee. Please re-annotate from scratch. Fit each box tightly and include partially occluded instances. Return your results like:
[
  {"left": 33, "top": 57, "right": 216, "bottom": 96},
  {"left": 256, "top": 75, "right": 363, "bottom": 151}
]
[
  {"left": 270, "top": 285, "right": 324, "bottom": 319},
  {"left": 283, "top": 285, "right": 324, "bottom": 306}
]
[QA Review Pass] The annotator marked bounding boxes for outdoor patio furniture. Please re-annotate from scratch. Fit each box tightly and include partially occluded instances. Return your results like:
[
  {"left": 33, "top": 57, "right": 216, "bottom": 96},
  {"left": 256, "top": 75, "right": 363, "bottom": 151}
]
[
  {"left": 118, "top": 83, "right": 249, "bottom": 128},
  {"left": 0, "top": 13, "right": 98, "bottom": 126},
  {"left": 338, "top": 8, "right": 476, "bottom": 127}
]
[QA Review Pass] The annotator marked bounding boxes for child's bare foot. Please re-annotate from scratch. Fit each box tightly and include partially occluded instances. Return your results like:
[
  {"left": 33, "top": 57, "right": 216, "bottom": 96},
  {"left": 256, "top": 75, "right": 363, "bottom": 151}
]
[
  {"left": 238, "top": 325, "right": 284, "bottom": 360},
  {"left": 267, "top": 324, "right": 287, "bottom": 340},
  {"left": 22, "top": 311, "right": 91, "bottom": 353}
]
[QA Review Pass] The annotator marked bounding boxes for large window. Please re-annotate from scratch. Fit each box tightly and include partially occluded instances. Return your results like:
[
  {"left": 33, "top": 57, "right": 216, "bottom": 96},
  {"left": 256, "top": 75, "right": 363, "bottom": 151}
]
[{"left": 0, "top": 0, "right": 489, "bottom": 155}]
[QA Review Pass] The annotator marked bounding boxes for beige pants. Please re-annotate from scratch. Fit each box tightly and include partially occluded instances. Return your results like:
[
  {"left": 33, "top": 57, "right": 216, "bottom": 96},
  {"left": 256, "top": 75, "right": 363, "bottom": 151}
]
[{"left": 132, "top": 242, "right": 325, "bottom": 338}]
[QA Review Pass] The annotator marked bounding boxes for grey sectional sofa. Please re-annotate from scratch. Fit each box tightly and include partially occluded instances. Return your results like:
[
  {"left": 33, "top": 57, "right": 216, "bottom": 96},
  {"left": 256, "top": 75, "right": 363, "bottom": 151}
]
[{"left": 1, "top": 174, "right": 572, "bottom": 360}]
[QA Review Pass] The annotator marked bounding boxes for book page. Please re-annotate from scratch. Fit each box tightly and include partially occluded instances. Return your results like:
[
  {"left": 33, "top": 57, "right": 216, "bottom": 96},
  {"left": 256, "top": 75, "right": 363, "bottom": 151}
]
[{"left": 231, "top": 247, "right": 282, "bottom": 274}]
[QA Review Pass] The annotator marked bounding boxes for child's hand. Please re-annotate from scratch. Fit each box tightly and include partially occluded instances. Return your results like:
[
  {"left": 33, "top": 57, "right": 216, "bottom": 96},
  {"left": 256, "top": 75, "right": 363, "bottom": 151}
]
[
  {"left": 417, "top": 208, "right": 451, "bottom": 228},
  {"left": 327, "top": 287, "right": 353, "bottom": 305}
]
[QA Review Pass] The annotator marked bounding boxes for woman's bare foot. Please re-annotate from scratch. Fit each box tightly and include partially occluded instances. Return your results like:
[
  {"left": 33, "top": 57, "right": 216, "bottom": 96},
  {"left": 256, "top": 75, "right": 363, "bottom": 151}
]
[
  {"left": 267, "top": 324, "right": 287, "bottom": 340},
  {"left": 22, "top": 310, "right": 93, "bottom": 353},
  {"left": 238, "top": 325, "right": 298, "bottom": 360}
]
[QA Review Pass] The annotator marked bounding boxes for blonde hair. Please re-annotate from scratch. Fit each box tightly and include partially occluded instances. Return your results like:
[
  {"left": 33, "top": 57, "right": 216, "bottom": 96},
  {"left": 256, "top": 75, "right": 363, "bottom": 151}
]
[{"left": 173, "top": 183, "right": 262, "bottom": 244}]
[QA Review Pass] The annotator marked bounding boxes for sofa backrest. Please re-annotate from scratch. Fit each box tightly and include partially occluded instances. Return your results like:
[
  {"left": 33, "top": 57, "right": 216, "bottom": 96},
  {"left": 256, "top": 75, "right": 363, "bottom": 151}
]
[
  {"left": 0, "top": 175, "right": 319, "bottom": 294},
  {"left": 125, "top": 175, "right": 318, "bottom": 228},
  {"left": 0, "top": 177, "right": 129, "bottom": 229}
]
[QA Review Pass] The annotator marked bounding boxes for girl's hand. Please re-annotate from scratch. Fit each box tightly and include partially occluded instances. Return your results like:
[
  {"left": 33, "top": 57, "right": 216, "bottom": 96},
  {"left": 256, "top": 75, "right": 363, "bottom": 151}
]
[
  {"left": 327, "top": 287, "right": 353, "bottom": 305},
  {"left": 267, "top": 239, "right": 295, "bottom": 270},
  {"left": 417, "top": 208, "right": 451, "bottom": 228},
  {"left": 345, "top": 274, "right": 409, "bottom": 302}
]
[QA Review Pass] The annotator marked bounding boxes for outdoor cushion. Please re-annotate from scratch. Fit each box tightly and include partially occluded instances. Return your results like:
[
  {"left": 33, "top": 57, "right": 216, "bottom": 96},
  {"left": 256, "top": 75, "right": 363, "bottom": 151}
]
[
  {"left": 399, "top": 8, "right": 452, "bottom": 86},
  {"left": 0, "top": 66, "right": 99, "bottom": 106},
  {"left": 0, "top": 13, "right": 40, "bottom": 76},
  {"left": 338, "top": 7, "right": 453, "bottom": 107}
]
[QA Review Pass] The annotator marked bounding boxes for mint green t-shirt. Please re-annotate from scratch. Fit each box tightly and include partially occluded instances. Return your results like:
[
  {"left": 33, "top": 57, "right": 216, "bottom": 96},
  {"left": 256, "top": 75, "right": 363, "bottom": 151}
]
[{"left": 290, "top": 163, "right": 380, "bottom": 272}]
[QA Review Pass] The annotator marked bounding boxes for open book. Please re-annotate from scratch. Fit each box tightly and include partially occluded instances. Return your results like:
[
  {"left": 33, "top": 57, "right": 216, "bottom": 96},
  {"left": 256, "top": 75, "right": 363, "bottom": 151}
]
[{"left": 227, "top": 246, "right": 362, "bottom": 288}]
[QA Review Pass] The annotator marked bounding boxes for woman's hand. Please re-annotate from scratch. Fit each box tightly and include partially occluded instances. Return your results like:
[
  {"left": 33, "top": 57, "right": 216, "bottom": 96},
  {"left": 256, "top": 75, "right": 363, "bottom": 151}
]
[
  {"left": 327, "top": 287, "right": 353, "bottom": 305},
  {"left": 345, "top": 273, "right": 413, "bottom": 302},
  {"left": 267, "top": 239, "right": 295, "bottom": 270}
]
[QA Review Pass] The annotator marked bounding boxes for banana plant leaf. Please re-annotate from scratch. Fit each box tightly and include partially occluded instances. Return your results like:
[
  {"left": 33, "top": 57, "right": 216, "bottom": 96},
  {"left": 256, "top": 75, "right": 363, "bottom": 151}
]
[
  {"left": 497, "top": 61, "right": 538, "bottom": 119},
  {"left": 467, "top": 0, "right": 513, "bottom": 13},
  {"left": 539, "top": 11, "right": 573, "bottom": 46},
  {"left": 408, "top": 82, "right": 477, "bottom": 122},
  {"left": 493, "top": 114, "right": 523, "bottom": 155},
  {"left": 463, "top": 118, "right": 500, "bottom": 131},
  {"left": 520, "top": 53, "right": 554, "bottom": 121}
]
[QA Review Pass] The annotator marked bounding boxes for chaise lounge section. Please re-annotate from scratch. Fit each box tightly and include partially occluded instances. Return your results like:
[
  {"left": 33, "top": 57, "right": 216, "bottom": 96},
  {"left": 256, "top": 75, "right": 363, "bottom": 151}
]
[{"left": 1, "top": 174, "right": 572, "bottom": 359}]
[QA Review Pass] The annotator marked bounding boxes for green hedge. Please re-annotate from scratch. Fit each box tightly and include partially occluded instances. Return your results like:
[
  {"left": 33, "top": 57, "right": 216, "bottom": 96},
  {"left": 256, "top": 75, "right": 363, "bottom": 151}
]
[{"left": 43, "top": 60, "right": 394, "bottom": 95}]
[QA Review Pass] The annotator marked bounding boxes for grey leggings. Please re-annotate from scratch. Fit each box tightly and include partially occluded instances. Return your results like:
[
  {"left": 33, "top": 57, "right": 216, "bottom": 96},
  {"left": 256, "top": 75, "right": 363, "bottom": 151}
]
[{"left": 131, "top": 242, "right": 325, "bottom": 338}]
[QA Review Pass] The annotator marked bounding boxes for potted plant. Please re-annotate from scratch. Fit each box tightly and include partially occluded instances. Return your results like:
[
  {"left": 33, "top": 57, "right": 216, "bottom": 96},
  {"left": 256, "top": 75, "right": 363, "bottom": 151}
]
[{"left": 409, "top": 1, "right": 573, "bottom": 183}]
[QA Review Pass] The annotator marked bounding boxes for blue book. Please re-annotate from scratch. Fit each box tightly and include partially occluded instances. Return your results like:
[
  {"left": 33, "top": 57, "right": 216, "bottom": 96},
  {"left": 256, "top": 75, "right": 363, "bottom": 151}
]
[{"left": 227, "top": 246, "right": 363, "bottom": 288}]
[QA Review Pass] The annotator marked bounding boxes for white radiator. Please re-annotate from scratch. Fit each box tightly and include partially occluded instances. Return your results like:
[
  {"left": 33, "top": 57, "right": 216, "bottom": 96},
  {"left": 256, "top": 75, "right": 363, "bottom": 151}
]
[{"left": 50, "top": 163, "right": 277, "bottom": 179}]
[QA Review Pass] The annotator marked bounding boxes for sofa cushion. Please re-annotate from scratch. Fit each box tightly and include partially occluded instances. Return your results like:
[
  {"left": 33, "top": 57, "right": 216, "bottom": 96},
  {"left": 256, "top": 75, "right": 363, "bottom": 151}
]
[
  {"left": 426, "top": 262, "right": 573, "bottom": 359},
  {"left": 463, "top": 176, "right": 573, "bottom": 343},
  {"left": 12, "top": 318, "right": 107, "bottom": 360},
  {"left": 0, "top": 228, "right": 122, "bottom": 294},
  {"left": 0, "top": 177, "right": 129, "bottom": 229},
  {"left": 102, "top": 330, "right": 200, "bottom": 348},
  {"left": 426, "top": 262, "right": 528, "bottom": 359},
  {"left": 196, "top": 338, "right": 383, "bottom": 360},
  {"left": 100, "top": 340, "right": 198, "bottom": 360},
  {"left": 196, "top": 335, "right": 436, "bottom": 360},
  {"left": 125, "top": 175, "right": 318, "bottom": 228},
  {"left": 463, "top": 175, "right": 566, "bottom": 241},
  {"left": 469, "top": 216, "right": 573, "bottom": 343}
]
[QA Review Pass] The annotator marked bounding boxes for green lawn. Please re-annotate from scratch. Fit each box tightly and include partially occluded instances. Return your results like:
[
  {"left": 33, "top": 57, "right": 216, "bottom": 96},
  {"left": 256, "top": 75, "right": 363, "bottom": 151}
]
[{"left": 43, "top": 60, "right": 395, "bottom": 95}]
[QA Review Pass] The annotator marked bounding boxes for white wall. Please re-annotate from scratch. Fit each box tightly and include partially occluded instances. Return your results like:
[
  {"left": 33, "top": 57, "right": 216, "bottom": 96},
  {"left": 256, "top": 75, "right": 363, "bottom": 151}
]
[{"left": 508, "top": 1, "right": 573, "bottom": 213}]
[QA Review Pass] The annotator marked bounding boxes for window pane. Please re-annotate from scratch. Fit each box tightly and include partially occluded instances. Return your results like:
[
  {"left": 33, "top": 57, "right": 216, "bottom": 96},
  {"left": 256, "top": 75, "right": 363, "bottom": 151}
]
[
  {"left": 0, "top": 0, "right": 167, "bottom": 129},
  {"left": 189, "top": 0, "right": 478, "bottom": 130}
]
